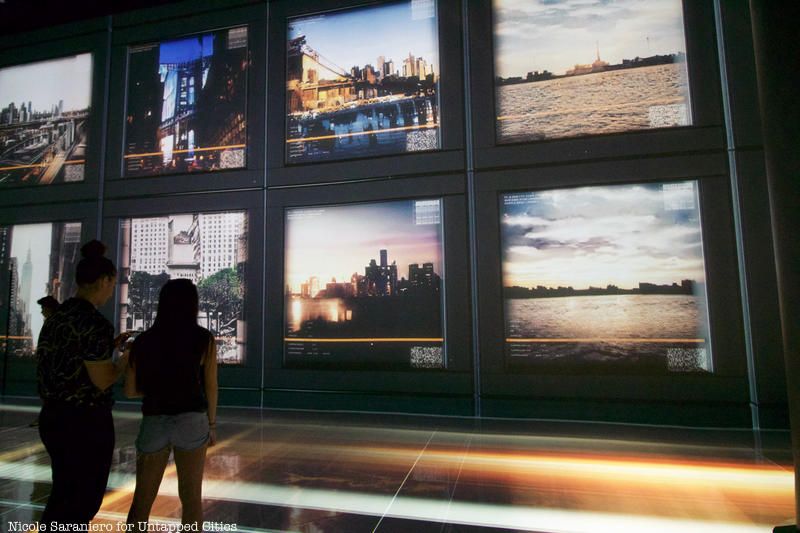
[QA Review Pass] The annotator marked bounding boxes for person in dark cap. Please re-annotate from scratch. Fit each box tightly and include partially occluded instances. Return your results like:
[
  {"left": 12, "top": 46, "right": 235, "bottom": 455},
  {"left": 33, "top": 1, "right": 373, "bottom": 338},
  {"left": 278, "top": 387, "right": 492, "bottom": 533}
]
[
  {"left": 28, "top": 296, "right": 61, "bottom": 428},
  {"left": 37, "top": 295, "right": 60, "bottom": 321}
]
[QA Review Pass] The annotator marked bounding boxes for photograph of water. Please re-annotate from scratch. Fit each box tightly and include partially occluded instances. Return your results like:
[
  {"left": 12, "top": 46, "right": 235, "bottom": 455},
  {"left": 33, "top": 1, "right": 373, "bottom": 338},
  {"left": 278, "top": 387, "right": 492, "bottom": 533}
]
[
  {"left": 284, "top": 199, "right": 445, "bottom": 370},
  {"left": 500, "top": 181, "right": 712, "bottom": 373},
  {"left": 493, "top": 0, "right": 691, "bottom": 142}
]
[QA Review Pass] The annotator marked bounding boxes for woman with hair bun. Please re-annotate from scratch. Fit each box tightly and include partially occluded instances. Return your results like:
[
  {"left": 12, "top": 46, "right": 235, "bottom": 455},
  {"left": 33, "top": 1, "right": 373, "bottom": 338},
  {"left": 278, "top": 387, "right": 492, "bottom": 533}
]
[{"left": 36, "top": 239, "right": 131, "bottom": 527}]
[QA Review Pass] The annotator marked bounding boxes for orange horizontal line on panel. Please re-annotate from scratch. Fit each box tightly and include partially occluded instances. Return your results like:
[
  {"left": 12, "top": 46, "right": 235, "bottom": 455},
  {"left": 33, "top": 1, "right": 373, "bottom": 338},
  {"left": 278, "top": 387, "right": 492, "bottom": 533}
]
[
  {"left": 123, "top": 144, "right": 246, "bottom": 159},
  {"left": 506, "top": 338, "right": 705, "bottom": 343},
  {"left": 1, "top": 336, "right": 33, "bottom": 341},
  {"left": 285, "top": 337, "right": 443, "bottom": 343},
  {"left": 286, "top": 123, "right": 438, "bottom": 143},
  {"left": 0, "top": 159, "right": 85, "bottom": 171}
]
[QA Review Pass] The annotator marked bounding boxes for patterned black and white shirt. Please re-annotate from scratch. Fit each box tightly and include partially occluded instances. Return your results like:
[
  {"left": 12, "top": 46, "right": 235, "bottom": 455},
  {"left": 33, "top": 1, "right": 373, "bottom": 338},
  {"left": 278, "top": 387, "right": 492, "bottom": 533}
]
[{"left": 36, "top": 297, "right": 115, "bottom": 408}]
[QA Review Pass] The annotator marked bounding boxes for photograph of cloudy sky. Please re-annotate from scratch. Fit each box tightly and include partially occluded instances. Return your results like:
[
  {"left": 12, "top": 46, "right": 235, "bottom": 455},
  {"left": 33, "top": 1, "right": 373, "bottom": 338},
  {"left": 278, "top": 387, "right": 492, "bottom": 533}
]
[{"left": 501, "top": 181, "right": 712, "bottom": 373}]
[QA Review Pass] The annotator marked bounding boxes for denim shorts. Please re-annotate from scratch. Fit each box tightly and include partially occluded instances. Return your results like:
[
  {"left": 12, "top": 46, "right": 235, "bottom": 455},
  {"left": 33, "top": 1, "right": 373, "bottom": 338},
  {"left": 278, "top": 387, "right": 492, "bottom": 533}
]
[{"left": 135, "top": 411, "right": 209, "bottom": 453}]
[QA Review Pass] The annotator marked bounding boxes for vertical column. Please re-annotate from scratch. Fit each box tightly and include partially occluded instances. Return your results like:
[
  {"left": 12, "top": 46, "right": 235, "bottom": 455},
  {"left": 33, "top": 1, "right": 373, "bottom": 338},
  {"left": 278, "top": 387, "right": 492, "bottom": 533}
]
[{"left": 749, "top": 2, "right": 800, "bottom": 530}]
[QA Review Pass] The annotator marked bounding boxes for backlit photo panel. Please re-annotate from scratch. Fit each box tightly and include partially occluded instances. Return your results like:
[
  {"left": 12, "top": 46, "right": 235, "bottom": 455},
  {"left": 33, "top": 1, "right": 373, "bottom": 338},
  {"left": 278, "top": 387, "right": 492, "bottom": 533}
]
[
  {"left": 284, "top": 199, "right": 445, "bottom": 370},
  {"left": 500, "top": 181, "right": 711, "bottom": 373},
  {"left": 286, "top": 0, "right": 441, "bottom": 163},
  {"left": 493, "top": 0, "right": 692, "bottom": 143},
  {"left": 0, "top": 54, "right": 92, "bottom": 185},
  {"left": 124, "top": 27, "right": 248, "bottom": 177},
  {"left": 118, "top": 211, "right": 248, "bottom": 364},
  {"left": 0, "top": 221, "right": 82, "bottom": 358}
]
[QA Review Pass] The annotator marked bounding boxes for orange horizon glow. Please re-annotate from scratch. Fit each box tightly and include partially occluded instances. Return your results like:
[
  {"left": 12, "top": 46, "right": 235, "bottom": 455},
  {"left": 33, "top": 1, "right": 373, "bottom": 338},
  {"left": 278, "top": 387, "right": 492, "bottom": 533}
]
[
  {"left": 286, "top": 123, "right": 438, "bottom": 143},
  {"left": 507, "top": 337, "right": 705, "bottom": 343},
  {"left": 123, "top": 144, "right": 246, "bottom": 159},
  {"left": 285, "top": 337, "right": 443, "bottom": 343},
  {"left": 0, "top": 159, "right": 85, "bottom": 171}
]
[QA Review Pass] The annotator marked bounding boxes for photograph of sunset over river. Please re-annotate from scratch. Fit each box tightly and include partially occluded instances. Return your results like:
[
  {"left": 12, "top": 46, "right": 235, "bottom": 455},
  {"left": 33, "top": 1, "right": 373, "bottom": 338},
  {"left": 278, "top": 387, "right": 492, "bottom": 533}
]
[
  {"left": 501, "top": 181, "right": 712, "bottom": 373},
  {"left": 493, "top": 0, "right": 692, "bottom": 142},
  {"left": 284, "top": 199, "right": 445, "bottom": 370}
]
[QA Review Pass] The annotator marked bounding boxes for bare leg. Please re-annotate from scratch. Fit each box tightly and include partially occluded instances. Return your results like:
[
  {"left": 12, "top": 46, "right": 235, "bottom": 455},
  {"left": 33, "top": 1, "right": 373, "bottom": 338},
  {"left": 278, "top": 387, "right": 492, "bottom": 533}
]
[
  {"left": 127, "top": 446, "right": 171, "bottom": 532},
  {"left": 173, "top": 443, "right": 207, "bottom": 527}
]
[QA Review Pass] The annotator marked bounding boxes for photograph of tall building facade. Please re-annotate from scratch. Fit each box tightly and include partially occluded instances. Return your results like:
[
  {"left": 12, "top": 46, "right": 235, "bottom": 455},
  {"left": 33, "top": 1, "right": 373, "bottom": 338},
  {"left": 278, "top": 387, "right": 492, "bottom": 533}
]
[
  {"left": 493, "top": 0, "right": 691, "bottom": 143},
  {"left": 0, "top": 54, "right": 92, "bottom": 186},
  {"left": 124, "top": 27, "right": 248, "bottom": 177},
  {"left": 501, "top": 181, "right": 711, "bottom": 373},
  {"left": 286, "top": 0, "right": 440, "bottom": 163},
  {"left": 118, "top": 211, "right": 247, "bottom": 364},
  {"left": 284, "top": 199, "right": 445, "bottom": 369},
  {"left": 0, "top": 222, "right": 81, "bottom": 358}
]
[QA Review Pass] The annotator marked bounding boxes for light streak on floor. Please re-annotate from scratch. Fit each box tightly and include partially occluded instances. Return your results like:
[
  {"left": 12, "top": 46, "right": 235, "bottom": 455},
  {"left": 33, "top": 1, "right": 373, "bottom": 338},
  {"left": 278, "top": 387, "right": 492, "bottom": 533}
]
[{"left": 0, "top": 401, "right": 793, "bottom": 532}]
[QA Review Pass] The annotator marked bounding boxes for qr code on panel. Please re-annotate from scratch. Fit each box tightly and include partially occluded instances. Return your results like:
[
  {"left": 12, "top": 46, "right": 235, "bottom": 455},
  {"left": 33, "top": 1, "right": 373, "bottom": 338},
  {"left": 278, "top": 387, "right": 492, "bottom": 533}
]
[
  {"left": 648, "top": 103, "right": 690, "bottom": 128},
  {"left": 64, "top": 164, "right": 84, "bottom": 182},
  {"left": 666, "top": 347, "right": 707, "bottom": 372},
  {"left": 220, "top": 148, "right": 245, "bottom": 169},
  {"left": 410, "top": 346, "right": 443, "bottom": 369},
  {"left": 406, "top": 129, "right": 438, "bottom": 152}
]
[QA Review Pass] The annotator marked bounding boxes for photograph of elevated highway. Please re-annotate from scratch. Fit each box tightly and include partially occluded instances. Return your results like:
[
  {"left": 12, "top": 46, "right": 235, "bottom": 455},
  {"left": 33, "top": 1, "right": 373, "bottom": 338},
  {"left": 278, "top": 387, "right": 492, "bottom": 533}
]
[{"left": 0, "top": 53, "right": 92, "bottom": 186}]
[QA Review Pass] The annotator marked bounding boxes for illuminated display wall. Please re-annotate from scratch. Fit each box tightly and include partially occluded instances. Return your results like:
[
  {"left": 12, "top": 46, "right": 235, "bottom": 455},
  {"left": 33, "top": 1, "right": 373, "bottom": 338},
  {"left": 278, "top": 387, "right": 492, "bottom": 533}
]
[
  {"left": 124, "top": 27, "right": 248, "bottom": 177},
  {"left": 0, "top": 54, "right": 92, "bottom": 186},
  {"left": 284, "top": 199, "right": 445, "bottom": 370},
  {"left": 0, "top": 0, "right": 785, "bottom": 426},
  {"left": 286, "top": 0, "right": 441, "bottom": 163},
  {"left": 0, "top": 221, "right": 82, "bottom": 358},
  {"left": 492, "top": 0, "right": 692, "bottom": 143},
  {"left": 118, "top": 211, "right": 248, "bottom": 365}
]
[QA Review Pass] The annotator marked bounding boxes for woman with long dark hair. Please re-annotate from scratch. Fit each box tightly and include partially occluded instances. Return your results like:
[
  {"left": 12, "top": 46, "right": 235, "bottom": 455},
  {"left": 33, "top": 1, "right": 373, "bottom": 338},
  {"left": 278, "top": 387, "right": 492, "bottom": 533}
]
[
  {"left": 125, "top": 278, "right": 218, "bottom": 531},
  {"left": 36, "top": 240, "right": 130, "bottom": 526}
]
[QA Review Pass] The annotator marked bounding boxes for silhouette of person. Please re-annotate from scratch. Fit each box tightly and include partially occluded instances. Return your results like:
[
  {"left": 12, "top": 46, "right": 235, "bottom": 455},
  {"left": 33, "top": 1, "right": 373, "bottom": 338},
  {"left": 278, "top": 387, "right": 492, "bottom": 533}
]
[
  {"left": 36, "top": 240, "right": 131, "bottom": 527},
  {"left": 125, "top": 279, "right": 218, "bottom": 531},
  {"left": 37, "top": 296, "right": 60, "bottom": 320}
]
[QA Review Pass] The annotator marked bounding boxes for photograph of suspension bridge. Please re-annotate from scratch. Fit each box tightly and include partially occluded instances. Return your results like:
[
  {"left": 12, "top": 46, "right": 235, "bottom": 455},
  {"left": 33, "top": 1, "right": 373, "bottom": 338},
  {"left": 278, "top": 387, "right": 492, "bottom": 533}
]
[
  {"left": 0, "top": 54, "right": 92, "bottom": 186},
  {"left": 286, "top": 0, "right": 441, "bottom": 163}
]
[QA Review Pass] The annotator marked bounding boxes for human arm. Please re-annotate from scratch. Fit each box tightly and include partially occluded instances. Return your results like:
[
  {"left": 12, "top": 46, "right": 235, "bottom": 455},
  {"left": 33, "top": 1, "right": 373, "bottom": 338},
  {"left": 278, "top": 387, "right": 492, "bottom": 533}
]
[
  {"left": 123, "top": 346, "right": 142, "bottom": 398},
  {"left": 204, "top": 336, "right": 219, "bottom": 446},
  {"left": 84, "top": 330, "right": 131, "bottom": 391}
]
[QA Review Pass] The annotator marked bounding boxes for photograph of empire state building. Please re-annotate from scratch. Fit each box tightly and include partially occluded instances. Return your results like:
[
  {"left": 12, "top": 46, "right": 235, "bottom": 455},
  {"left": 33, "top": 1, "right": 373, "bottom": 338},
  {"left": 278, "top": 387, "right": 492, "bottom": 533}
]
[
  {"left": 0, "top": 222, "right": 81, "bottom": 358},
  {"left": 123, "top": 26, "right": 248, "bottom": 177},
  {"left": 284, "top": 199, "right": 445, "bottom": 370}
]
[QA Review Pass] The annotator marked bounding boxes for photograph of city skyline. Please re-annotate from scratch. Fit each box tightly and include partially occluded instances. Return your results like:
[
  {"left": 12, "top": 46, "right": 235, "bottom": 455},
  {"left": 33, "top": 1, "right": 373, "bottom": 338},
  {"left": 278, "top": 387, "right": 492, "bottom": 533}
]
[
  {"left": 501, "top": 181, "right": 712, "bottom": 373},
  {"left": 284, "top": 199, "right": 445, "bottom": 370},
  {"left": 0, "top": 54, "right": 92, "bottom": 186},
  {"left": 493, "top": 0, "right": 692, "bottom": 143},
  {"left": 124, "top": 26, "right": 248, "bottom": 177},
  {"left": 1, "top": 221, "right": 82, "bottom": 359},
  {"left": 118, "top": 211, "right": 247, "bottom": 364},
  {"left": 286, "top": 0, "right": 441, "bottom": 163}
]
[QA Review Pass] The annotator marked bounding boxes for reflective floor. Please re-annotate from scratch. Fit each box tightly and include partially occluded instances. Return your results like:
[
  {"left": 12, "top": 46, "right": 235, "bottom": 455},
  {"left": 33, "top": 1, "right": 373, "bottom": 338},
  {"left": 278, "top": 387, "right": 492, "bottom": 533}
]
[{"left": 0, "top": 399, "right": 794, "bottom": 532}]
